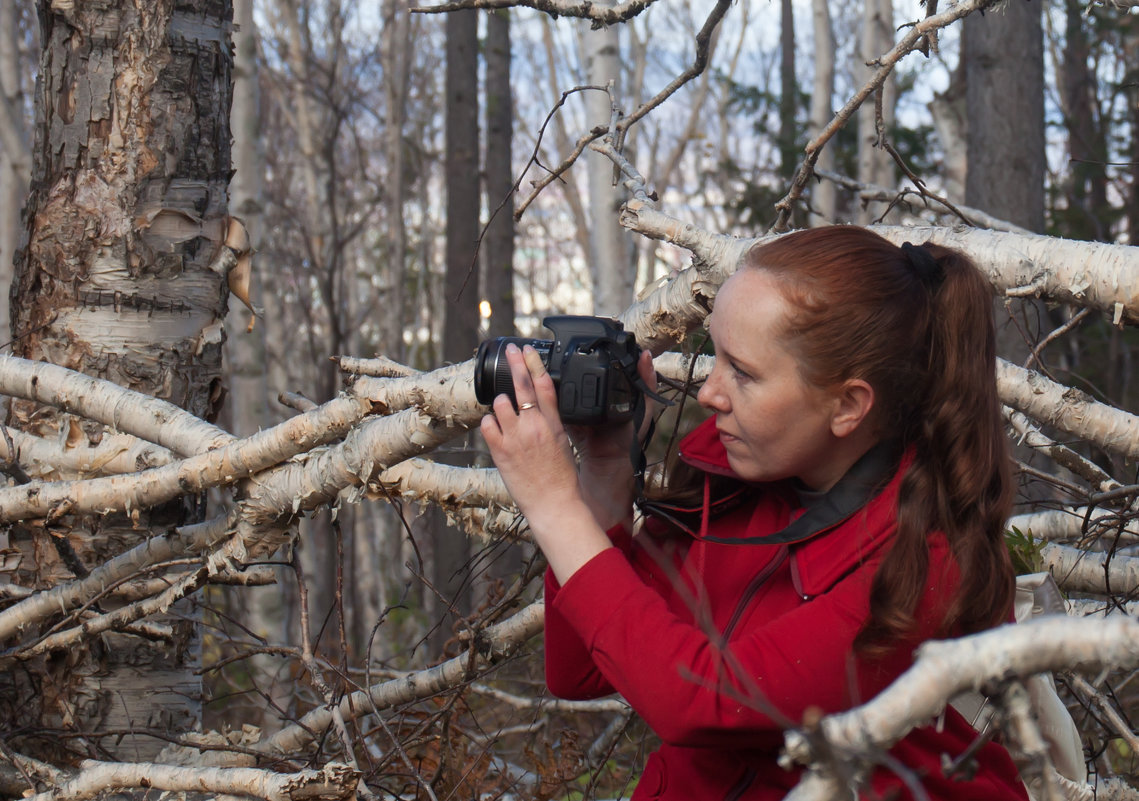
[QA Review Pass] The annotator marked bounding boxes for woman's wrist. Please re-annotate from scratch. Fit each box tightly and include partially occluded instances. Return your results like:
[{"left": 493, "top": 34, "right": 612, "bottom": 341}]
[
  {"left": 526, "top": 497, "right": 615, "bottom": 585},
  {"left": 577, "top": 460, "right": 635, "bottom": 531}
]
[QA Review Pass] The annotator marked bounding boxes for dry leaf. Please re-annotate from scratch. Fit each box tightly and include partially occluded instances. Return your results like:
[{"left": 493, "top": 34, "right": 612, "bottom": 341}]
[{"left": 65, "top": 418, "right": 84, "bottom": 450}]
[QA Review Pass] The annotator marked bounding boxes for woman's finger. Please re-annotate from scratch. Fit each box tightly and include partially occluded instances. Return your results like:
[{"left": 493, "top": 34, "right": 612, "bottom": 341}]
[
  {"left": 502, "top": 344, "right": 539, "bottom": 410},
  {"left": 523, "top": 345, "right": 559, "bottom": 412}
]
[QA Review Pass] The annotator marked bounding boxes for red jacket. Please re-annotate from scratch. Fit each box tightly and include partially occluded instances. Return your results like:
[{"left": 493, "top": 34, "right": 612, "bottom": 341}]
[{"left": 544, "top": 418, "right": 1028, "bottom": 801}]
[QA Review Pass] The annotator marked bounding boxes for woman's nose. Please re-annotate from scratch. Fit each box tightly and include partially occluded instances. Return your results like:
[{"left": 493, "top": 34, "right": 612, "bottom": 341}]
[{"left": 697, "top": 368, "right": 727, "bottom": 411}]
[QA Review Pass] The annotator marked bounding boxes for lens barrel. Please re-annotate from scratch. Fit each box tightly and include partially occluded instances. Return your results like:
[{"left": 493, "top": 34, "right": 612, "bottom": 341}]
[{"left": 474, "top": 337, "right": 553, "bottom": 405}]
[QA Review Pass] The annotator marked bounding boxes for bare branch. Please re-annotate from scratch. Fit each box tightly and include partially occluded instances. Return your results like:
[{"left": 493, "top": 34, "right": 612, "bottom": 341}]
[
  {"left": 772, "top": 0, "right": 1003, "bottom": 232},
  {"left": 264, "top": 600, "right": 545, "bottom": 753},
  {"left": 0, "top": 355, "right": 232, "bottom": 456},
  {"left": 27, "top": 761, "right": 358, "bottom": 801},
  {"left": 411, "top": 0, "right": 660, "bottom": 26},
  {"left": 0, "top": 394, "right": 373, "bottom": 520}
]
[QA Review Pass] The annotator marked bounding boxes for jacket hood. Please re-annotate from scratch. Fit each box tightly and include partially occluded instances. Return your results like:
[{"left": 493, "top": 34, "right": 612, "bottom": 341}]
[{"left": 673, "top": 416, "right": 909, "bottom": 597}]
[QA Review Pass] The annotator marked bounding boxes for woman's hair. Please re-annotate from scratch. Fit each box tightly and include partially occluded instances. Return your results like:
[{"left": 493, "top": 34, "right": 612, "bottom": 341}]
[{"left": 745, "top": 226, "right": 1014, "bottom": 653}]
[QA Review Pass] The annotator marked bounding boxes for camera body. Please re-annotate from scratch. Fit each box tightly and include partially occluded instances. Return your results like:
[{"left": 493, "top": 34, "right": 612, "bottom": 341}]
[{"left": 474, "top": 315, "right": 642, "bottom": 425}]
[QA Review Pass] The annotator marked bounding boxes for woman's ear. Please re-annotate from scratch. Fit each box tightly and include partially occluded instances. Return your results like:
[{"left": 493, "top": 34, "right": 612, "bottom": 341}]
[{"left": 830, "top": 379, "right": 875, "bottom": 439}]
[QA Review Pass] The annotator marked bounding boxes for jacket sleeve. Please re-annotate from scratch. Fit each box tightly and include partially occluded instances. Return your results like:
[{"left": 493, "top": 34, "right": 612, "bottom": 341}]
[
  {"left": 549, "top": 540, "right": 957, "bottom": 749},
  {"left": 543, "top": 524, "right": 635, "bottom": 700}
]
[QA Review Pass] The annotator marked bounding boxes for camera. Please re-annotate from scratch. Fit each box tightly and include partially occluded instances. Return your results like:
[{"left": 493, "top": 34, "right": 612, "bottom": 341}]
[{"left": 474, "top": 315, "right": 643, "bottom": 425}]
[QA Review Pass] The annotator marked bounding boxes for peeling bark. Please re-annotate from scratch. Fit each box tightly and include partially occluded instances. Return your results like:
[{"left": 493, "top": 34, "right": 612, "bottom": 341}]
[{"left": 4, "top": 0, "right": 234, "bottom": 761}]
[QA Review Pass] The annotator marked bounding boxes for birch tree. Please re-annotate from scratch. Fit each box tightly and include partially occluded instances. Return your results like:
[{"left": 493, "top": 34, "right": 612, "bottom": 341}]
[
  {"left": 0, "top": 1, "right": 33, "bottom": 341},
  {"left": 3, "top": 0, "right": 236, "bottom": 760}
]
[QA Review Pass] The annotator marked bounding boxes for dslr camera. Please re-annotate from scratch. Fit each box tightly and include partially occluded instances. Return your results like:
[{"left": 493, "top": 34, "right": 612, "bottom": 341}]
[{"left": 474, "top": 315, "right": 644, "bottom": 425}]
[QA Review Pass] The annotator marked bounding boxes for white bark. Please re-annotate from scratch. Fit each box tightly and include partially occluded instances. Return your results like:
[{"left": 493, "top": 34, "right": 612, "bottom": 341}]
[
  {"left": 856, "top": 0, "right": 896, "bottom": 225},
  {"left": 871, "top": 225, "right": 1139, "bottom": 323},
  {"left": 1040, "top": 542, "right": 1139, "bottom": 596},
  {"left": 1004, "top": 407, "right": 1118, "bottom": 493},
  {"left": 996, "top": 358, "right": 1139, "bottom": 463},
  {"left": 807, "top": 0, "right": 836, "bottom": 226},
  {"left": 1008, "top": 507, "right": 1139, "bottom": 544},
  {"left": 412, "top": 0, "right": 664, "bottom": 21},
  {"left": 0, "top": 517, "right": 228, "bottom": 643},
  {"left": 0, "top": 426, "right": 174, "bottom": 479},
  {"left": 0, "top": 355, "right": 232, "bottom": 456},
  {"left": 929, "top": 87, "right": 966, "bottom": 203},
  {"left": 27, "top": 761, "right": 358, "bottom": 801},
  {"left": 584, "top": 12, "right": 634, "bottom": 315},
  {"left": 0, "top": 393, "right": 372, "bottom": 519},
  {"left": 230, "top": 405, "right": 481, "bottom": 558}
]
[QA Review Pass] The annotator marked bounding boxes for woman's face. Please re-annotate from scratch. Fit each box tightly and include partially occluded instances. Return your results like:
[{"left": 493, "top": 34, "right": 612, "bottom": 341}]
[{"left": 696, "top": 268, "right": 848, "bottom": 491}]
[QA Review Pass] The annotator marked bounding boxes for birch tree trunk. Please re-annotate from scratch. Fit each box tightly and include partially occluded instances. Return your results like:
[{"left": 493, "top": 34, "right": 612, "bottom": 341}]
[
  {"left": 227, "top": 0, "right": 268, "bottom": 439},
  {"left": 584, "top": 14, "right": 634, "bottom": 315},
  {"left": 0, "top": 1, "right": 32, "bottom": 343},
  {"left": 856, "top": 0, "right": 896, "bottom": 225},
  {"left": 1129, "top": 22, "right": 1139, "bottom": 244},
  {"left": 808, "top": 0, "right": 836, "bottom": 225},
  {"left": 2, "top": 0, "right": 233, "bottom": 760}
]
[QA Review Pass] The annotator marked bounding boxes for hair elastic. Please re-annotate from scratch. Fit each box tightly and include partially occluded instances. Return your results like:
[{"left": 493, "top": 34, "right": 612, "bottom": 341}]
[{"left": 901, "top": 241, "right": 944, "bottom": 291}]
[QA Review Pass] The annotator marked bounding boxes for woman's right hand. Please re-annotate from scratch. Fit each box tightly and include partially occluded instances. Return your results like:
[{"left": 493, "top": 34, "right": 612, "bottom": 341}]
[{"left": 569, "top": 349, "right": 658, "bottom": 531}]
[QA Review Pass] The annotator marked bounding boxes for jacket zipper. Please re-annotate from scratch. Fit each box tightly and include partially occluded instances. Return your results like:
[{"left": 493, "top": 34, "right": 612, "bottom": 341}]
[
  {"left": 722, "top": 766, "right": 759, "bottom": 801},
  {"left": 721, "top": 545, "right": 790, "bottom": 643}
]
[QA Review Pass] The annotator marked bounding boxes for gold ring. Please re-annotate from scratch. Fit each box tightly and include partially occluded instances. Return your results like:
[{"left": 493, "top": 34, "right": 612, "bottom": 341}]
[{"left": 518, "top": 402, "right": 537, "bottom": 411}]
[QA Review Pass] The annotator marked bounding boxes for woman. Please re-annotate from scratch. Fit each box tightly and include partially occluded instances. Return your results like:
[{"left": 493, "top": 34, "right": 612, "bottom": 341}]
[{"left": 481, "top": 226, "right": 1029, "bottom": 800}]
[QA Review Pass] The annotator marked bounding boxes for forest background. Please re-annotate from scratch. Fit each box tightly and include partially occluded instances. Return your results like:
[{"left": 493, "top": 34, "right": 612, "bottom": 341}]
[{"left": 1, "top": 0, "right": 1139, "bottom": 799}]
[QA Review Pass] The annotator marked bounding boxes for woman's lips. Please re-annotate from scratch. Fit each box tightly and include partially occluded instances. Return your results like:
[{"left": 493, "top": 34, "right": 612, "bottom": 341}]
[{"left": 717, "top": 427, "right": 740, "bottom": 444}]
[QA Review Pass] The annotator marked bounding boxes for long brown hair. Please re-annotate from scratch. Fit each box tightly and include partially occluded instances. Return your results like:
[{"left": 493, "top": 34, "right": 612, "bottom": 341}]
[
  {"left": 746, "top": 226, "right": 1014, "bottom": 651},
  {"left": 747, "top": 225, "right": 1015, "bottom": 651}
]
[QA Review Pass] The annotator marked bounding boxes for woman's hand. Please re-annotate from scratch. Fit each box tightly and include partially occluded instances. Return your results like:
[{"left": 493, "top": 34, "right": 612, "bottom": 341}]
[
  {"left": 480, "top": 344, "right": 612, "bottom": 583},
  {"left": 567, "top": 349, "right": 658, "bottom": 530}
]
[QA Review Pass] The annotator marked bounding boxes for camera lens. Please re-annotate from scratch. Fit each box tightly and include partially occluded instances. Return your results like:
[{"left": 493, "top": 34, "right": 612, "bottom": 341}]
[{"left": 474, "top": 337, "right": 553, "bottom": 405}]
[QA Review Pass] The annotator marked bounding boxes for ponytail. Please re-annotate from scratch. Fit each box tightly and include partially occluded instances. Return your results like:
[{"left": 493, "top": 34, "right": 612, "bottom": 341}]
[{"left": 855, "top": 244, "right": 1013, "bottom": 653}]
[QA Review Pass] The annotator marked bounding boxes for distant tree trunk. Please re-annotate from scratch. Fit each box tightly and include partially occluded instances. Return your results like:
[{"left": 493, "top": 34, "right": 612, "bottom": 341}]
[
  {"left": 778, "top": 0, "right": 798, "bottom": 184},
  {"left": 1060, "top": 0, "right": 1109, "bottom": 242},
  {"left": 223, "top": 0, "right": 293, "bottom": 735},
  {"left": 808, "top": 0, "right": 835, "bottom": 226},
  {"left": 382, "top": 0, "right": 412, "bottom": 360},
  {"left": 2, "top": 0, "right": 233, "bottom": 761},
  {"left": 484, "top": 9, "right": 515, "bottom": 341},
  {"left": 1127, "top": 21, "right": 1139, "bottom": 245},
  {"left": 929, "top": 59, "right": 967, "bottom": 204},
  {"left": 482, "top": 7, "right": 525, "bottom": 585},
  {"left": 585, "top": 16, "right": 633, "bottom": 316},
  {"left": 0, "top": 2, "right": 32, "bottom": 343},
  {"left": 963, "top": 2, "right": 1045, "bottom": 233},
  {"left": 962, "top": 0, "right": 1049, "bottom": 478},
  {"left": 856, "top": 0, "right": 896, "bottom": 225},
  {"left": 437, "top": 6, "right": 480, "bottom": 645},
  {"left": 227, "top": 0, "right": 269, "bottom": 438}
]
